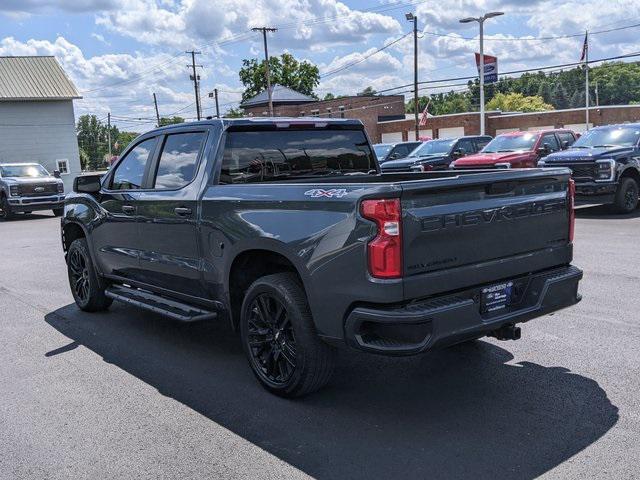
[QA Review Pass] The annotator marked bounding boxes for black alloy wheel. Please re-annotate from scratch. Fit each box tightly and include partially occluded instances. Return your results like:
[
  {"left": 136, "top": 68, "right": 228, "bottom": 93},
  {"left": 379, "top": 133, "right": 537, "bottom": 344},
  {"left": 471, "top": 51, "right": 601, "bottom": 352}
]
[
  {"left": 613, "top": 177, "right": 639, "bottom": 213},
  {"left": 0, "top": 196, "right": 14, "bottom": 220},
  {"left": 68, "top": 248, "right": 90, "bottom": 304},
  {"left": 66, "top": 238, "right": 112, "bottom": 312},
  {"left": 246, "top": 293, "right": 297, "bottom": 386},
  {"left": 240, "top": 272, "right": 335, "bottom": 397},
  {"left": 624, "top": 182, "right": 638, "bottom": 211}
]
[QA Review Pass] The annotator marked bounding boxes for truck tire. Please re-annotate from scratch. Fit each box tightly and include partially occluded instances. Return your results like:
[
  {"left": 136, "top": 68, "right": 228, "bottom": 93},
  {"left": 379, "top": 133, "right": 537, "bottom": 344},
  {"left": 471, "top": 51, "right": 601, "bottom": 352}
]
[
  {"left": 240, "top": 272, "right": 335, "bottom": 397},
  {"left": 0, "top": 195, "right": 15, "bottom": 220},
  {"left": 66, "top": 238, "right": 112, "bottom": 312},
  {"left": 52, "top": 208, "right": 64, "bottom": 217},
  {"left": 612, "top": 177, "right": 639, "bottom": 214}
]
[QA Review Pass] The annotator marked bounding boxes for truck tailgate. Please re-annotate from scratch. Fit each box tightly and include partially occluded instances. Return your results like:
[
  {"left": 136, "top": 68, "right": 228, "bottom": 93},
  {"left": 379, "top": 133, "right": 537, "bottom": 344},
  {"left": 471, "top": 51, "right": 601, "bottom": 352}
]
[{"left": 400, "top": 168, "right": 571, "bottom": 288}]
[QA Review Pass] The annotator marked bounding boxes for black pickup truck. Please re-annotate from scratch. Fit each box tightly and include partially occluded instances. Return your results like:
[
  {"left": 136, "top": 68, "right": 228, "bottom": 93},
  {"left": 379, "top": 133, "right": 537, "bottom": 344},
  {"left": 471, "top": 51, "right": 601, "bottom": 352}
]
[
  {"left": 61, "top": 118, "right": 582, "bottom": 397},
  {"left": 539, "top": 123, "right": 640, "bottom": 213}
]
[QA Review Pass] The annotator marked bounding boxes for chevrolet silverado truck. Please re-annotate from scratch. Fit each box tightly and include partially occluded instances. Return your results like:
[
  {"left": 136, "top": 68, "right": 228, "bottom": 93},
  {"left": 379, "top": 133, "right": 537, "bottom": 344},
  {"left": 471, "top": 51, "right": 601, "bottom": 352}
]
[
  {"left": 539, "top": 123, "right": 640, "bottom": 213},
  {"left": 60, "top": 118, "right": 583, "bottom": 397},
  {"left": 452, "top": 129, "right": 577, "bottom": 169},
  {"left": 0, "top": 163, "right": 65, "bottom": 219},
  {"left": 380, "top": 135, "right": 492, "bottom": 172}
]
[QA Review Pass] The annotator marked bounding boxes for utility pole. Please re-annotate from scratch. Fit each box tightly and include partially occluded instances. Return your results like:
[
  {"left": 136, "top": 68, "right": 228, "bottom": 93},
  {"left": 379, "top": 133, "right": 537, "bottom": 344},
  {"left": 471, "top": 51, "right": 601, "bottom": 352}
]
[
  {"left": 406, "top": 13, "right": 419, "bottom": 140},
  {"left": 107, "top": 112, "right": 112, "bottom": 160},
  {"left": 460, "top": 11, "right": 504, "bottom": 136},
  {"left": 584, "top": 31, "right": 590, "bottom": 130},
  {"left": 595, "top": 80, "right": 599, "bottom": 107},
  {"left": 153, "top": 93, "right": 161, "bottom": 126},
  {"left": 186, "top": 50, "right": 203, "bottom": 120},
  {"left": 251, "top": 27, "right": 278, "bottom": 116},
  {"left": 208, "top": 88, "right": 221, "bottom": 118}
]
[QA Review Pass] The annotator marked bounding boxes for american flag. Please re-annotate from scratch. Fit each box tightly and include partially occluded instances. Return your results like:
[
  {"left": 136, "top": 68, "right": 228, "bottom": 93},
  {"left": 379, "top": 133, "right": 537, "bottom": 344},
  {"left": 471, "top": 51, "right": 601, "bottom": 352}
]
[
  {"left": 419, "top": 99, "right": 430, "bottom": 127},
  {"left": 580, "top": 31, "right": 588, "bottom": 62}
]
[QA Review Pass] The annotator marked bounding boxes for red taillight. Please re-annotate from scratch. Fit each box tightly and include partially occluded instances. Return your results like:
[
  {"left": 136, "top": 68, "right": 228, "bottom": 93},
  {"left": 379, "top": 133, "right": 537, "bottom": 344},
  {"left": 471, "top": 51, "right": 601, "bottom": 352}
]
[
  {"left": 361, "top": 198, "right": 402, "bottom": 278},
  {"left": 568, "top": 178, "right": 576, "bottom": 242}
]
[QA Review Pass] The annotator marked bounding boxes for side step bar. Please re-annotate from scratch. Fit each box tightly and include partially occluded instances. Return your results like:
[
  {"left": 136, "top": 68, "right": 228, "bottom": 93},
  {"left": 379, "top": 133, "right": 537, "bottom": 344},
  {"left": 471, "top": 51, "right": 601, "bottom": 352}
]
[{"left": 105, "top": 285, "right": 217, "bottom": 322}]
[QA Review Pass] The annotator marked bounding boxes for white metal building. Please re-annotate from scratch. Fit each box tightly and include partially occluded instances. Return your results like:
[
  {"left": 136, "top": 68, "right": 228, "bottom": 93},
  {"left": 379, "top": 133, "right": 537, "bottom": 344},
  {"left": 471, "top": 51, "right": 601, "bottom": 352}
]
[{"left": 0, "top": 56, "right": 82, "bottom": 192}]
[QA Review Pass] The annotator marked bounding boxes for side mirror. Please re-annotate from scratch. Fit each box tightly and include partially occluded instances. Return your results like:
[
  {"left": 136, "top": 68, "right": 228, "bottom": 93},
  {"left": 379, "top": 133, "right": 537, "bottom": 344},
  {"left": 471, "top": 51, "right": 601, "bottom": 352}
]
[
  {"left": 73, "top": 174, "right": 103, "bottom": 194},
  {"left": 53, "top": 170, "right": 61, "bottom": 178},
  {"left": 536, "top": 143, "right": 551, "bottom": 155},
  {"left": 453, "top": 147, "right": 466, "bottom": 157}
]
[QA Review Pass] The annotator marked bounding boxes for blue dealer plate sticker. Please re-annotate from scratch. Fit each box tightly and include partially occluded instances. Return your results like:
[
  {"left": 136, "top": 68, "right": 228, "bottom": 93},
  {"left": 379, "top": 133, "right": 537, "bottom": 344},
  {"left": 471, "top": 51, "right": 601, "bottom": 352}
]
[{"left": 481, "top": 281, "right": 513, "bottom": 313}]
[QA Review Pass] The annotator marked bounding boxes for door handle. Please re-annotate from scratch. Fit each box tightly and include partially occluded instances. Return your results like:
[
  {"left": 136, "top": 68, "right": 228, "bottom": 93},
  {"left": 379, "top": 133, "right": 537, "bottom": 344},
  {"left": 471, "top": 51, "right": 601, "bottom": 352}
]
[
  {"left": 122, "top": 204, "right": 136, "bottom": 214},
  {"left": 174, "top": 207, "right": 192, "bottom": 216}
]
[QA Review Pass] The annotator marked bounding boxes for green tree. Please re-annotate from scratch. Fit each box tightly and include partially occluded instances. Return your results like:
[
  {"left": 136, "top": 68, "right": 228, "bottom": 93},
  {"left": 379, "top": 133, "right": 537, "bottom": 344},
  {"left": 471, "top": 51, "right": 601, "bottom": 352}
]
[
  {"left": 485, "top": 92, "right": 554, "bottom": 112},
  {"left": 223, "top": 107, "right": 245, "bottom": 118},
  {"left": 323, "top": 93, "right": 336, "bottom": 101},
  {"left": 357, "top": 86, "right": 377, "bottom": 96},
  {"left": 76, "top": 114, "right": 112, "bottom": 170},
  {"left": 239, "top": 52, "right": 320, "bottom": 101},
  {"left": 551, "top": 82, "right": 570, "bottom": 109},
  {"left": 159, "top": 116, "right": 185, "bottom": 126}
]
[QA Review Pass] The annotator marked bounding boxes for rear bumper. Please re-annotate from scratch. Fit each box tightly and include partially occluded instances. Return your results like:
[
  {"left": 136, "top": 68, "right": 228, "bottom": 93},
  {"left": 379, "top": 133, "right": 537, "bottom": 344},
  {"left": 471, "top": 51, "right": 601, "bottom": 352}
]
[
  {"left": 344, "top": 265, "right": 582, "bottom": 355},
  {"left": 8, "top": 195, "right": 65, "bottom": 212},
  {"left": 575, "top": 182, "right": 617, "bottom": 205}
]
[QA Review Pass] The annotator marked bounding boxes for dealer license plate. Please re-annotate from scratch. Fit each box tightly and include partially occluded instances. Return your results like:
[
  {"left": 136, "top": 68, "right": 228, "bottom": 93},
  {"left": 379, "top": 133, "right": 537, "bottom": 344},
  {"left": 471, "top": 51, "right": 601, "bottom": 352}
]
[{"left": 480, "top": 281, "right": 513, "bottom": 314}]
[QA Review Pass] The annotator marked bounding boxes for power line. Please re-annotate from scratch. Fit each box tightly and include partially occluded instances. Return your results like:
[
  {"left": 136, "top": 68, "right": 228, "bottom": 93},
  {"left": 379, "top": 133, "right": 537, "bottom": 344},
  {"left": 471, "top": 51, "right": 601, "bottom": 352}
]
[
  {"left": 375, "top": 51, "right": 640, "bottom": 94},
  {"left": 320, "top": 32, "right": 412, "bottom": 78},
  {"left": 422, "top": 20, "right": 640, "bottom": 43}
]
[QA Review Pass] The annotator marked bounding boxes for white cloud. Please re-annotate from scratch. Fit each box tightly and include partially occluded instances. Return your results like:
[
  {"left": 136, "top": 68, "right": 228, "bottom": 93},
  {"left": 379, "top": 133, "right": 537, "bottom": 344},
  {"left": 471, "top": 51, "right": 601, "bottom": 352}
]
[
  {"left": 1, "top": 0, "right": 120, "bottom": 14},
  {"left": 95, "top": 0, "right": 401, "bottom": 50}
]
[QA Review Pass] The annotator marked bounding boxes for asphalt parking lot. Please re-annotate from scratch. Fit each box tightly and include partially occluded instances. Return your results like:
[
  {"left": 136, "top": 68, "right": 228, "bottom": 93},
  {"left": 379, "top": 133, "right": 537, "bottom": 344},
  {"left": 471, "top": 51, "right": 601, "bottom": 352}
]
[{"left": 0, "top": 206, "right": 639, "bottom": 480}]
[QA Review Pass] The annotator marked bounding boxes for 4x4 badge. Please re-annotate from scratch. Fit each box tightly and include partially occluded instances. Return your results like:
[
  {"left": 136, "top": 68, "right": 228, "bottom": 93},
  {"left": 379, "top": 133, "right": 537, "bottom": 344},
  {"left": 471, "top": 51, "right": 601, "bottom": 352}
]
[{"left": 304, "top": 188, "right": 348, "bottom": 198}]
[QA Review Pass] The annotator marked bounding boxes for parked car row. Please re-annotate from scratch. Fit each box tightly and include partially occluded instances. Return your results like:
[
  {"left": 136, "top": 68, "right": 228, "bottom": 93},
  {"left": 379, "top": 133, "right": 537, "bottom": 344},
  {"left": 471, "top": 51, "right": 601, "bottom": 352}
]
[{"left": 374, "top": 123, "right": 640, "bottom": 213}]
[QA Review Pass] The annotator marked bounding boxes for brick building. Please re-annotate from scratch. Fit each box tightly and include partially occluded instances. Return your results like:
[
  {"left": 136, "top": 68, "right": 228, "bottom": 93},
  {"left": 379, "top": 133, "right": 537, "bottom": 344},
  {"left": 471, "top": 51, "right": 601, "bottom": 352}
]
[
  {"left": 240, "top": 85, "right": 640, "bottom": 144},
  {"left": 378, "top": 105, "right": 640, "bottom": 143},
  {"left": 241, "top": 85, "right": 405, "bottom": 141}
]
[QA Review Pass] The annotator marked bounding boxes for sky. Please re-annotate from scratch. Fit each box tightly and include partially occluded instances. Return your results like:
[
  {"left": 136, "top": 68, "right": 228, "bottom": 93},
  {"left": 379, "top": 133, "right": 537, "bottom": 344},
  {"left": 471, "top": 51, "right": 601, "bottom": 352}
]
[{"left": 1, "top": 0, "right": 638, "bottom": 132}]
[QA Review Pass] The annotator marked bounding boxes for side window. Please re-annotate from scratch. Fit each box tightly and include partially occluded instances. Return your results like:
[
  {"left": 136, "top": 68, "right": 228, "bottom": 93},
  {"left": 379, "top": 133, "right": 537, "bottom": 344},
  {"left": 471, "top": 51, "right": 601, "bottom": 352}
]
[
  {"left": 541, "top": 134, "right": 561, "bottom": 152},
  {"left": 391, "top": 145, "right": 410, "bottom": 158},
  {"left": 457, "top": 139, "right": 475, "bottom": 154},
  {"left": 111, "top": 138, "right": 157, "bottom": 190},
  {"left": 558, "top": 132, "right": 576, "bottom": 148},
  {"left": 153, "top": 132, "right": 206, "bottom": 189},
  {"left": 475, "top": 138, "right": 491, "bottom": 151}
]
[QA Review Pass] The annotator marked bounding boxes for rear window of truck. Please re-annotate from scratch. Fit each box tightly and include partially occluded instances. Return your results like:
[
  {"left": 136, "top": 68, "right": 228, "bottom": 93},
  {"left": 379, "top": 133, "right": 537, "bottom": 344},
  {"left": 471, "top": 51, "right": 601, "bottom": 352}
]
[{"left": 219, "top": 128, "right": 376, "bottom": 184}]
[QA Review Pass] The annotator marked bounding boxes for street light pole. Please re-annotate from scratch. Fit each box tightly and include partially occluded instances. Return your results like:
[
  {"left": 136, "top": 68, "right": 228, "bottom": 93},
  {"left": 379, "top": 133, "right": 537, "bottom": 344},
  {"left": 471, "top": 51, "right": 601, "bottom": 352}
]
[
  {"left": 406, "top": 12, "right": 419, "bottom": 140},
  {"left": 479, "top": 18, "right": 485, "bottom": 136},
  {"left": 460, "top": 11, "right": 503, "bottom": 136}
]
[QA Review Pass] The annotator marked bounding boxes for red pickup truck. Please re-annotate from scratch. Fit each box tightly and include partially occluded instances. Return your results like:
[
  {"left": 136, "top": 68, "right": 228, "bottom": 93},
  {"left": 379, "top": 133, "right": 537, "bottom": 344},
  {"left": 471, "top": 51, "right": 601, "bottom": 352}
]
[{"left": 452, "top": 129, "right": 577, "bottom": 169}]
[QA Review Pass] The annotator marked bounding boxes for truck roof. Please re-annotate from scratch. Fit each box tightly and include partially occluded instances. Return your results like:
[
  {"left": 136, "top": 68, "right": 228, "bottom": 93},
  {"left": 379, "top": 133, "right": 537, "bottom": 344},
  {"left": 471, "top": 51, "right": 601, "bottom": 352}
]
[
  {"left": 0, "top": 162, "right": 42, "bottom": 167},
  {"left": 150, "top": 117, "right": 363, "bottom": 134},
  {"left": 590, "top": 122, "right": 640, "bottom": 129}
]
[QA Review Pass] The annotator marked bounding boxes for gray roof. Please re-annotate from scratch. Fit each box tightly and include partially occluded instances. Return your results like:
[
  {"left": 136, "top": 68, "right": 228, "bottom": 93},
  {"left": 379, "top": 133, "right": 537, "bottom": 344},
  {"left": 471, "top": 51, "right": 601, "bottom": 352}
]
[
  {"left": 240, "top": 84, "right": 316, "bottom": 108},
  {"left": 0, "top": 56, "right": 81, "bottom": 101}
]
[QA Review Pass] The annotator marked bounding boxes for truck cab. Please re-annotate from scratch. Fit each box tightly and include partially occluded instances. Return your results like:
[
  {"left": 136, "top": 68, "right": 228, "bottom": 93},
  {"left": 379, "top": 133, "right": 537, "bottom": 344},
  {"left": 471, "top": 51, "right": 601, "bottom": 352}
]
[{"left": 539, "top": 124, "right": 640, "bottom": 213}]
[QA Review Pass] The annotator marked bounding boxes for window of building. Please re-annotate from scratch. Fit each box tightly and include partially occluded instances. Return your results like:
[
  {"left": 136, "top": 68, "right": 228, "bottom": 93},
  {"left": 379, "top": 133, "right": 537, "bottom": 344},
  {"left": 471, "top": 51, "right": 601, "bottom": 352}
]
[
  {"left": 152, "top": 132, "right": 206, "bottom": 190},
  {"left": 338, "top": 106, "right": 345, "bottom": 118},
  {"left": 310, "top": 109, "right": 320, "bottom": 117},
  {"left": 56, "top": 159, "right": 69, "bottom": 174},
  {"left": 111, "top": 137, "right": 157, "bottom": 190}
]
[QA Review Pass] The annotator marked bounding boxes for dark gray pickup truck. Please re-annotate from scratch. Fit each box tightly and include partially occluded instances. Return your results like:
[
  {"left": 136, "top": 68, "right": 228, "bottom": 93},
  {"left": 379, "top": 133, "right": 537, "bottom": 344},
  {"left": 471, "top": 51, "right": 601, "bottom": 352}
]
[{"left": 61, "top": 118, "right": 582, "bottom": 397}]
